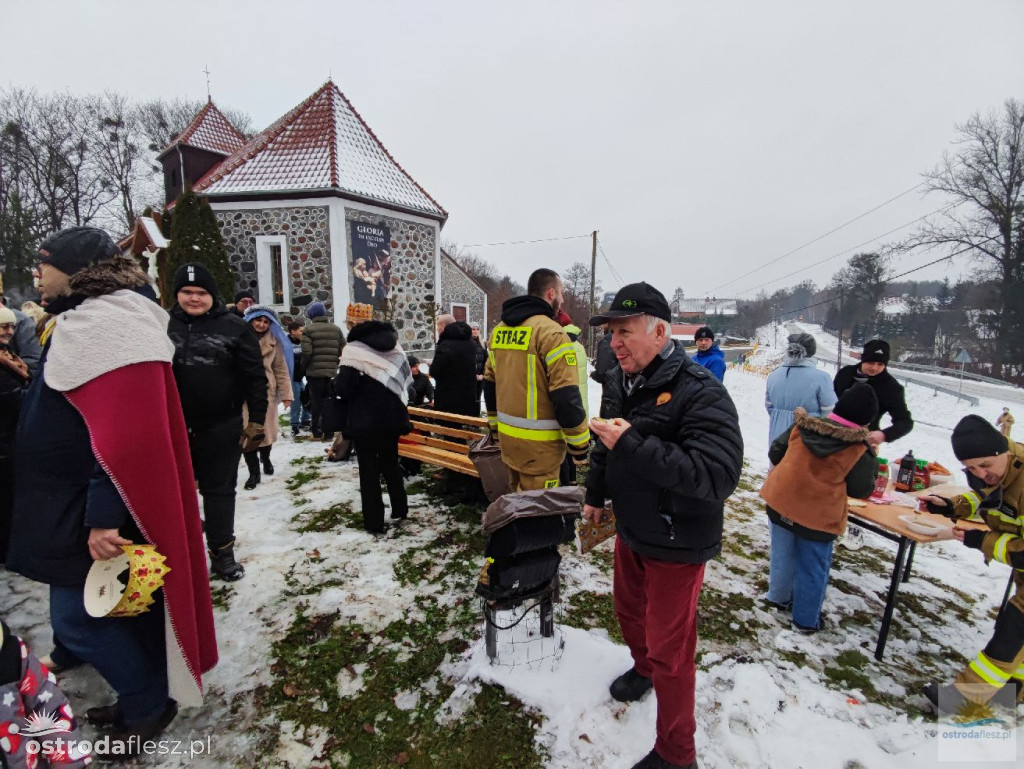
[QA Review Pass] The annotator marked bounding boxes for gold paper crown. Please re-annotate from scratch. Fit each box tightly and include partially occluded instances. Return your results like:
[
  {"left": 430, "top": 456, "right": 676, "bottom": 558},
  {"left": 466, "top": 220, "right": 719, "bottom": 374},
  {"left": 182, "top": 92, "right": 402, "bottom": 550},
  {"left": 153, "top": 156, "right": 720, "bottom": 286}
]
[
  {"left": 346, "top": 303, "right": 374, "bottom": 322},
  {"left": 84, "top": 545, "right": 171, "bottom": 618}
]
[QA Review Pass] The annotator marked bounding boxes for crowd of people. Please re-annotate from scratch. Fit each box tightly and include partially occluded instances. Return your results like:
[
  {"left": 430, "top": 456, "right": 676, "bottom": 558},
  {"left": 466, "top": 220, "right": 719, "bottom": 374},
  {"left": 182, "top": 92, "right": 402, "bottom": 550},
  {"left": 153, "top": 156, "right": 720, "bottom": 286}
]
[{"left": 0, "top": 226, "right": 1021, "bottom": 768}]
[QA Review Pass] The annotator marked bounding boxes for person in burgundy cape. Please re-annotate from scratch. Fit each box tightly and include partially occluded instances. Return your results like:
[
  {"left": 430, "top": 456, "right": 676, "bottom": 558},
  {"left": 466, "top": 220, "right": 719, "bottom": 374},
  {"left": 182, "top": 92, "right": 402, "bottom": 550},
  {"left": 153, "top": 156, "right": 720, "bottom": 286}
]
[{"left": 5, "top": 226, "right": 217, "bottom": 758}]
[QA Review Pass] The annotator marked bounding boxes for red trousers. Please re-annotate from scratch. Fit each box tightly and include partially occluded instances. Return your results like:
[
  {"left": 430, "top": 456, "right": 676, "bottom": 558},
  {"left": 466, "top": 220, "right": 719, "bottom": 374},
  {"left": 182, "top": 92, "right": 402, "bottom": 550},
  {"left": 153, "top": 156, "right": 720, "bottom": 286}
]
[{"left": 615, "top": 537, "right": 705, "bottom": 767}]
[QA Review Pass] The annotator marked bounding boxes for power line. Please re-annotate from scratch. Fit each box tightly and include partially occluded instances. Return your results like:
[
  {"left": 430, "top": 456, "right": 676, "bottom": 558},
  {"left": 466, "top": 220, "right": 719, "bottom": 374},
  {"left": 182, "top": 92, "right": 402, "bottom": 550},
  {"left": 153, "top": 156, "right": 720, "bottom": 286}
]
[
  {"left": 707, "top": 182, "right": 926, "bottom": 294},
  {"left": 597, "top": 241, "right": 626, "bottom": 286},
  {"left": 770, "top": 237, "right": 996, "bottom": 320},
  {"left": 731, "top": 202, "right": 958, "bottom": 299},
  {"left": 463, "top": 233, "right": 592, "bottom": 248}
]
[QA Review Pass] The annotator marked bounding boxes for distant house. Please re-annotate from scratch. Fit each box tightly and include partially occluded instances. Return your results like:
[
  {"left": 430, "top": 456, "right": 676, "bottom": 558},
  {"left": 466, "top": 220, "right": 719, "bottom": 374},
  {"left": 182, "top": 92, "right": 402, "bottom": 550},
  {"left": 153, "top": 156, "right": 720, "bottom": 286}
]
[
  {"left": 439, "top": 249, "right": 487, "bottom": 328},
  {"left": 160, "top": 81, "right": 483, "bottom": 354},
  {"left": 671, "top": 297, "right": 738, "bottom": 320}
]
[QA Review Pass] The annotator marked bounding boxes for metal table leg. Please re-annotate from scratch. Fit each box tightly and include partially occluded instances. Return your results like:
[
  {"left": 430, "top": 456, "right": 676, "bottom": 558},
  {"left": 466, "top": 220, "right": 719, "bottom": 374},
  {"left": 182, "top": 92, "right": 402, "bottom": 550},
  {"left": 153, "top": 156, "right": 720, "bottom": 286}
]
[
  {"left": 901, "top": 541, "right": 917, "bottom": 583},
  {"left": 875, "top": 537, "right": 910, "bottom": 661}
]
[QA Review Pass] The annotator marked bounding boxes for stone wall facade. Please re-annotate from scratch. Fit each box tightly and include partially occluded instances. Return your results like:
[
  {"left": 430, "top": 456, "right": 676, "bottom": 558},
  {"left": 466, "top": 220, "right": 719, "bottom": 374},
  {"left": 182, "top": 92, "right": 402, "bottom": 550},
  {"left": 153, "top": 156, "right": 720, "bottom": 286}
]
[
  {"left": 440, "top": 254, "right": 486, "bottom": 328},
  {"left": 215, "top": 206, "right": 332, "bottom": 318},
  {"left": 344, "top": 207, "right": 438, "bottom": 353}
]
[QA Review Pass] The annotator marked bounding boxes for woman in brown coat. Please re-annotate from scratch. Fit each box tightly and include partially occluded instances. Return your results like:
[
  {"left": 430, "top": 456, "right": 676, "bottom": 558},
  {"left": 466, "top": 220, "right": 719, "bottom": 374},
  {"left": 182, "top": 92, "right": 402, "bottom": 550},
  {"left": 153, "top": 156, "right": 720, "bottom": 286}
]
[
  {"left": 759, "top": 383, "right": 878, "bottom": 634},
  {"left": 242, "top": 306, "right": 293, "bottom": 489}
]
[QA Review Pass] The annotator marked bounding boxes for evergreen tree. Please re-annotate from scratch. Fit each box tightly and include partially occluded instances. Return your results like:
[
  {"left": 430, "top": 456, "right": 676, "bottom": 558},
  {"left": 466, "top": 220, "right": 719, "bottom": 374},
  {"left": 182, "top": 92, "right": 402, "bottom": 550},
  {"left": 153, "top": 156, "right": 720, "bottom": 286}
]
[
  {"left": 166, "top": 187, "right": 234, "bottom": 305},
  {"left": 0, "top": 192, "right": 38, "bottom": 296}
]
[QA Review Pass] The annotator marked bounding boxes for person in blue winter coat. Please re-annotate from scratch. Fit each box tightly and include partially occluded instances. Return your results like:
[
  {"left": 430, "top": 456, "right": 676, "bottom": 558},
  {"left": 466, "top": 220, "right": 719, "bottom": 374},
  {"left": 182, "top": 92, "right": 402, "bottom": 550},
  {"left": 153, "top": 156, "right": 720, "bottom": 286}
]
[
  {"left": 692, "top": 326, "right": 725, "bottom": 381},
  {"left": 765, "top": 332, "right": 837, "bottom": 443}
]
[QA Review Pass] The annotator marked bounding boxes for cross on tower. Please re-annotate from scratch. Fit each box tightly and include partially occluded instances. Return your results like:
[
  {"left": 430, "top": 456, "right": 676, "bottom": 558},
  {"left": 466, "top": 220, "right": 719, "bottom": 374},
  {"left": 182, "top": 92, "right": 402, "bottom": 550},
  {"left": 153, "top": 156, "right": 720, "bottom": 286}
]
[{"left": 203, "top": 65, "right": 211, "bottom": 101}]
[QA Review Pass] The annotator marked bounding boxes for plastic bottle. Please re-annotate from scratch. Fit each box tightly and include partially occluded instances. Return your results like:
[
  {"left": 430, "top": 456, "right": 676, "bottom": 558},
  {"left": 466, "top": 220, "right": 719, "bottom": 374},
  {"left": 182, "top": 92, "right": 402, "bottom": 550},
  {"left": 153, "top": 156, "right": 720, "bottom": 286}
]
[
  {"left": 912, "top": 459, "right": 930, "bottom": 492},
  {"left": 871, "top": 457, "right": 889, "bottom": 499},
  {"left": 894, "top": 450, "right": 916, "bottom": 492}
]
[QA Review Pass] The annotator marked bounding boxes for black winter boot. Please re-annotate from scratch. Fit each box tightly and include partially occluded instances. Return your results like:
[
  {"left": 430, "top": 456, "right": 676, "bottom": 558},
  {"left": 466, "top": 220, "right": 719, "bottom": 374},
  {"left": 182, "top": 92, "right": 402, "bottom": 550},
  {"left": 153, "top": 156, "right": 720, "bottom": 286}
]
[
  {"left": 209, "top": 539, "right": 245, "bottom": 581},
  {"left": 610, "top": 667, "right": 653, "bottom": 702},
  {"left": 243, "top": 451, "right": 261, "bottom": 490},
  {"left": 259, "top": 446, "right": 274, "bottom": 475}
]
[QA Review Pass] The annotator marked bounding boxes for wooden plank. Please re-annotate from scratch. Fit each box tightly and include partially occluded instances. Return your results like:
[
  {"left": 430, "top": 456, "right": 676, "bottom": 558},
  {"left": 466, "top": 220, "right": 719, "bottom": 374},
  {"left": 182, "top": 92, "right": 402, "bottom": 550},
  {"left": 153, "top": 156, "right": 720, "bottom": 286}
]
[
  {"left": 408, "top": 406, "right": 488, "bottom": 429},
  {"left": 409, "top": 420, "right": 484, "bottom": 442},
  {"left": 398, "top": 444, "right": 479, "bottom": 477},
  {"left": 400, "top": 433, "right": 472, "bottom": 455}
]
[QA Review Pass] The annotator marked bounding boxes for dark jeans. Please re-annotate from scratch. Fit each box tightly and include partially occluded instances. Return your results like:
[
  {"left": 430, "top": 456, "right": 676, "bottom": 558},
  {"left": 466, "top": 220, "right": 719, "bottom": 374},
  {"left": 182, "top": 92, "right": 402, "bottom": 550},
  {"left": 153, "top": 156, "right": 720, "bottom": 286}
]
[
  {"left": 353, "top": 436, "right": 407, "bottom": 532},
  {"left": 307, "top": 377, "right": 333, "bottom": 438},
  {"left": 50, "top": 585, "right": 168, "bottom": 724},
  {"left": 0, "top": 456, "right": 11, "bottom": 563},
  {"left": 188, "top": 417, "right": 243, "bottom": 550}
]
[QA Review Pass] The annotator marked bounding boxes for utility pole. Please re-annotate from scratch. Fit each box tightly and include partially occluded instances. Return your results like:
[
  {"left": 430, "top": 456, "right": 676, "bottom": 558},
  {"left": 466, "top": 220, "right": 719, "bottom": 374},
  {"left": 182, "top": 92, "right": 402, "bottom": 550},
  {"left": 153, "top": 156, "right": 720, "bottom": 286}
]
[
  {"left": 772, "top": 305, "right": 778, "bottom": 348},
  {"left": 836, "top": 289, "right": 844, "bottom": 369},
  {"left": 589, "top": 230, "right": 598, "bottom": 357}
]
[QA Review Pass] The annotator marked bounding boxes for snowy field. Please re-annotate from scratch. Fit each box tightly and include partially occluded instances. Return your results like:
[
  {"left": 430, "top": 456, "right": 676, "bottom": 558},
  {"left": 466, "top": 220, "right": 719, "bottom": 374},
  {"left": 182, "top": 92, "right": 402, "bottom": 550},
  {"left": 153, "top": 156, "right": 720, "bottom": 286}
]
[{"left": 2, "top": 338, "right": 1022, "bottom": 767}]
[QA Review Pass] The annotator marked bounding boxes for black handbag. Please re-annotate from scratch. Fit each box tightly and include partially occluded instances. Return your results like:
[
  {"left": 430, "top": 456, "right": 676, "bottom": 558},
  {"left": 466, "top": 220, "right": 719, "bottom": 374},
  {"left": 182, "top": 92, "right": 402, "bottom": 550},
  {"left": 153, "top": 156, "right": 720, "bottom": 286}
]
[
  {"left": 485, "top": 513, "right": 578, "bottom": 558},
  {"left": 476, "top": 548, "right": 561, "bottom": 600}
]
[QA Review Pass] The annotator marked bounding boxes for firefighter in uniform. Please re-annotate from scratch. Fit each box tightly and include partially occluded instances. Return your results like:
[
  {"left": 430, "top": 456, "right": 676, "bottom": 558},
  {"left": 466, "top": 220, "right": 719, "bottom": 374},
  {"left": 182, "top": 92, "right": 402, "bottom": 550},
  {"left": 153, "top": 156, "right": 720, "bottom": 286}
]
[
  {"left": 921, "top": 414, "right": 1024, "bottom": 709},
  {"left": 483, "top": 269, "right": 590, "bottom": 490}
]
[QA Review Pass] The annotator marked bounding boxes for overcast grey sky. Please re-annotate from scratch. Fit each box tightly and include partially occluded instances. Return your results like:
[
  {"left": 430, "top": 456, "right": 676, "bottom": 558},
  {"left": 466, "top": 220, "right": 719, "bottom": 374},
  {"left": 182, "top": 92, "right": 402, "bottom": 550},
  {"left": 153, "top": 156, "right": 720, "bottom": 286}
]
[{"left": 2, "top": 0, "right": 1022, "bottom": 301}]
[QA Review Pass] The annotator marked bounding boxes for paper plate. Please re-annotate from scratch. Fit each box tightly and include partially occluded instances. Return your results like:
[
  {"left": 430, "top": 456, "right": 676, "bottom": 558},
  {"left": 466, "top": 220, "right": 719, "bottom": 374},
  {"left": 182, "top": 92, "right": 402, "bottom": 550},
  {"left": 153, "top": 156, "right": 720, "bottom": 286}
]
[
  {"left": 84, "top": 544, "right": 170, "bottom": 618},
  {"left": 898, "top": 514, "right": 944, "bottom": 537}
]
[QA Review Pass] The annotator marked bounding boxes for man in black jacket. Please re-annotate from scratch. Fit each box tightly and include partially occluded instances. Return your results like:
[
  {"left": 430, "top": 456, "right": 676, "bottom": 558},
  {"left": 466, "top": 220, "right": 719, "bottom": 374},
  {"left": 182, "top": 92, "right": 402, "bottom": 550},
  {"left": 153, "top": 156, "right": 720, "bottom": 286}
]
[
  {"left": 167, "top": 264, "right": 268, "bottom": 580},
  {"left": 583, "top": 282, "right": 743, "bottom": 769},
  {"left": 591, "top": 326, "right": 615, "bottom": 386},
  {"left": 431, "top": 314, "right": 479, "bottom": 416},
  {"left": 471, "top": 323, "right": 487, "bottom": 407},
  {"left": 833, "top": 339, "right": 913, "bottom": 447}
]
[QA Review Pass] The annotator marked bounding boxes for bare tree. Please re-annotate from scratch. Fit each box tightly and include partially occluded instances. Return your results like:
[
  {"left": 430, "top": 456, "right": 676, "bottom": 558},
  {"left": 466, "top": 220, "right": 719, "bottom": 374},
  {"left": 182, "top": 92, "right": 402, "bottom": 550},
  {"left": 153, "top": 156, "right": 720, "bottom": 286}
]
[{"left": 896, "top": 99, "right": 1024, "bottom": 375}]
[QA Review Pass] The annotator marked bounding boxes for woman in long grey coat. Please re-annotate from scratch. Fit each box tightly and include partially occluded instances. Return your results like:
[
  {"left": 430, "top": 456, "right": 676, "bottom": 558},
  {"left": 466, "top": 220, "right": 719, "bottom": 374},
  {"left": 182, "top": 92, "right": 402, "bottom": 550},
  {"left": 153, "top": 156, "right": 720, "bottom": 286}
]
[{"left": 242, "top": 306, "right": 293, "bottom": 489}]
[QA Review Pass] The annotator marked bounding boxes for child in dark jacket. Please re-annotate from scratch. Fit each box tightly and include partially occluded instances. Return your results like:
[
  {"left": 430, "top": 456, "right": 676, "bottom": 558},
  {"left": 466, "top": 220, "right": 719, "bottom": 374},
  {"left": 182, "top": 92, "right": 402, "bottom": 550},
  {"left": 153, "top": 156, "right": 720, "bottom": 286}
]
[{"left": 759, "top": 383, "right": 878, "bottom": 633}]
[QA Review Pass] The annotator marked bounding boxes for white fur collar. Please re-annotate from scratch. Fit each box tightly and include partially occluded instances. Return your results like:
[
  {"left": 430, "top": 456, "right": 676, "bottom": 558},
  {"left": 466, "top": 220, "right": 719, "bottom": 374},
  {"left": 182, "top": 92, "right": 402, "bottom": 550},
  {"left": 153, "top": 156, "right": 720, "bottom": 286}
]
[{"left": 44, "top": 290, "right": 174, "bottom": 392}]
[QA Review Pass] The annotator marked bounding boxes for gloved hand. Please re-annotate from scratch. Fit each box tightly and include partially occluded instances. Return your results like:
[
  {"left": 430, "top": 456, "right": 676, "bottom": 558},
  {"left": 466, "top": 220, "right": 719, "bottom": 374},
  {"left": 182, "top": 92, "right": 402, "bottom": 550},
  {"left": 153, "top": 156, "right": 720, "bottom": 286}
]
[
  {"left": 571, "top": 453, "right": 589, "bottom": 466},
  {"left": 962, "top": 529, "right": 986, "bottom": 550},
  {"left": 240, "top": 421, "right": 265, "bottom": 453},
  {"left": 923, "top": 495, "right": 955, "bottom": 517}
]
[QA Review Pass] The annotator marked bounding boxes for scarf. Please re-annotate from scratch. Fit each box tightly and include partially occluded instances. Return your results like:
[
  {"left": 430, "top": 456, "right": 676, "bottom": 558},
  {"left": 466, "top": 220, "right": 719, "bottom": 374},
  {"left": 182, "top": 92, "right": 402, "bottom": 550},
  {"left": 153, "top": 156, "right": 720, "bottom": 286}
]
[{"left": 339, "top": 341, "right": 413, "bottom": 402}]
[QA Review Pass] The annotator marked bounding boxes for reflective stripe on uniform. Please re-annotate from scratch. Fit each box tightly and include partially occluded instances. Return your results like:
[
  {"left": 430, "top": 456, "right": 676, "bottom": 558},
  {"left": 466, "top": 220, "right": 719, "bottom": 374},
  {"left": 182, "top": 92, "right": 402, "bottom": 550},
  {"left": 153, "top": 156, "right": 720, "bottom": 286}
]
[
  {"left": 969, "top": 652, "right": 1012, "bottom": 687},
  {"left": 990, "top": 509, "right": 1024, "bottom": 527},
  {"left": 1013, "top": 662, "right": 1024, "bottom": 681},
  {"left": 993, "top": 533, "right": 1014, "bottom": 565},
  {"left": 498, "top": 412, "right": 560, "bottom": 430},
  {"left": 488, "top": 351, "right": 496, "bottom": 371},
  {"left": 497, "top": 422, "right": 563, "bottom": 442},
  {"left": 964, "top": 491, "right": 982, "bottom": 514},
  {"left": 563, "top": 429, "right": 591, "bottom": 447},
  {"left": 545, "top": 343, "right": 576, "bottom": 366},
  {"left": 527, "top": 353, "right": 537, "bottom": 420}
]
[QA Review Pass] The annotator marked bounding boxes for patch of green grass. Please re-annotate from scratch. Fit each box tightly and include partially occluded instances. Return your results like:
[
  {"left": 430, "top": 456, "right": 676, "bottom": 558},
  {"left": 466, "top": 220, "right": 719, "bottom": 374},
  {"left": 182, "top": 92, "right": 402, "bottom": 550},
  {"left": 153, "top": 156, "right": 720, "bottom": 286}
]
[
  {"left": 287, "top": 467, "right": 322, "bottom": 491},
  {"left": 210, "top": 583, "right": 234, "bottom": 611},
  {"left": 291, "top": 501, "right": 360, "bottom": 533},
  {"left": 698, "top": 587, "right": 759, "bottom": 646},
  {"left": 823, "top": 649, "right": 876, "bottom": 696},
  {"left": 261, "top": 599, "right": 545, "bottom": 768},
  {"left": 562, "top": 590, "right": 623, "bottom": 644}
]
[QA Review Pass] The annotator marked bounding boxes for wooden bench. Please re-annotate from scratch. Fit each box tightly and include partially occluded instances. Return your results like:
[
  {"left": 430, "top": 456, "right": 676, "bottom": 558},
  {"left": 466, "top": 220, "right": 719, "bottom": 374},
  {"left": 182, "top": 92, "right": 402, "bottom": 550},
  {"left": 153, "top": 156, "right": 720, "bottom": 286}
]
[{"left": 398, "top": 406, "right": 488, "bottom": 476}]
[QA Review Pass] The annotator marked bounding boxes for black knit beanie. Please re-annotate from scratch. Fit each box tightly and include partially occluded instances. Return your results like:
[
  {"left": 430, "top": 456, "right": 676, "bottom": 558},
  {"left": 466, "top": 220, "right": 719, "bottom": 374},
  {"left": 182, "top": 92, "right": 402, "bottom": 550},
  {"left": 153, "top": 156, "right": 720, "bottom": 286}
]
[
  {"left": 951, "top": 414, "right": 1008, "bottom": 460},
  {"left": 37, "top": 226, "right": 118, "bottom": 276},
  {"left": 172, "top": 263, "right": 219, "bottom": 300},
  {"left": 861, "top": 339, "right": 890, "bottom": 364},
  {"left": 833, "top": 383, "right": 878, "bottom": 427},
  {"left": 234, "top": 289, "right": 254, "bottom": 303},
  {"left": 694, "top": 326, "right": 714, "bottom": 341}
]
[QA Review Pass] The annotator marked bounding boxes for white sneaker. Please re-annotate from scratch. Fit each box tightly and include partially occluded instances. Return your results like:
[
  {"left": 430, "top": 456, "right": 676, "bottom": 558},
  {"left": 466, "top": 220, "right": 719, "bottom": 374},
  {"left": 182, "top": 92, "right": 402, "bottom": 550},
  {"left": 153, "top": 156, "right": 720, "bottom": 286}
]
[{"left": 839, "top": 525, "right": 864, "bottom": 551}]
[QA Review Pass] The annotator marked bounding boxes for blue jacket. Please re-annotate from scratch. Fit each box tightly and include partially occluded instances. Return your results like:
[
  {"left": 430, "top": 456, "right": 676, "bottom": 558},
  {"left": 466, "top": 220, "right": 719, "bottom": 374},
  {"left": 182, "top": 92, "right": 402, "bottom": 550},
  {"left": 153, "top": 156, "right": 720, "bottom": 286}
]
[
  {"left": 765, "top": 357, "right": 837, "bottom": 443},
  {"left": 692, "top": 343, "right": 726, "bottom": 381}
]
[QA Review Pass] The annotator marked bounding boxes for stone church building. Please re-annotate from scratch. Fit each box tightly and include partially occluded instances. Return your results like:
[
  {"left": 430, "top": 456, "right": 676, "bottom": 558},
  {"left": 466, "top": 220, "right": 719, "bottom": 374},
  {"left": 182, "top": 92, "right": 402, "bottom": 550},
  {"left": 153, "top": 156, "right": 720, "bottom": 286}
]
[{"left": 161, "top": 81, "right": 485, "bottom": 353}]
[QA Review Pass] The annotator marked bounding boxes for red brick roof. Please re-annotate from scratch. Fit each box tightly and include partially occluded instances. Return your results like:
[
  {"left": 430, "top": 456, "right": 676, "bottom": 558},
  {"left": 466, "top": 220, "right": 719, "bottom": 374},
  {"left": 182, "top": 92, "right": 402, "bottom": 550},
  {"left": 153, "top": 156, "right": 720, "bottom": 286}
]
[
  {"left": 158, "top": 101, "right": 246, "bottom": 158},
  {"left": 192, "top": 81, "right": 446, "bottom": 220}
]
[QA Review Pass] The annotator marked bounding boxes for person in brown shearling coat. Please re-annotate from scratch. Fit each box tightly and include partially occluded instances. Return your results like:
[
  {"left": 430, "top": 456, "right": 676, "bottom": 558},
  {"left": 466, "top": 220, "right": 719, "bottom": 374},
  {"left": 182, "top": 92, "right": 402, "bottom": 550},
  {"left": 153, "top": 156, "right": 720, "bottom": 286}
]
[{"left": 759, "top": 383, "right": 878, "bottom": 633}]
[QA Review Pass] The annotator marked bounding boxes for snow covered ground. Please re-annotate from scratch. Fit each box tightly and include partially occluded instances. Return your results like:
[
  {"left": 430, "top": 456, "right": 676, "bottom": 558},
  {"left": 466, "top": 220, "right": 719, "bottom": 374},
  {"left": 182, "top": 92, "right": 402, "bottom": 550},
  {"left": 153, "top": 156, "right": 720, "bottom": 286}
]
[{"left": 2, "top": 341, "right": 1022, "bottom": 766}]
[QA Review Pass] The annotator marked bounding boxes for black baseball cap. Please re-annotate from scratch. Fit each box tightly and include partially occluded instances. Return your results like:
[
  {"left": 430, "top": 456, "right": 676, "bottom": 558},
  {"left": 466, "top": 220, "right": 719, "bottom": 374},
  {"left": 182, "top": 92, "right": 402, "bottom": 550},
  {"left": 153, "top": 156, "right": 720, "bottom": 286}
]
[{"left": 588, "top": 282, "right": 671, "bottom": 326}]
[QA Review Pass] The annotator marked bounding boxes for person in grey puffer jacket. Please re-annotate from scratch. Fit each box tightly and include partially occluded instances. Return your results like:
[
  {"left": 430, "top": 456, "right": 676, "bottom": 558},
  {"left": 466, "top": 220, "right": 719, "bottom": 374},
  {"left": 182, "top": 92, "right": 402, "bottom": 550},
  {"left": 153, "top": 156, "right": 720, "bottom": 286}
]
[
  {"left": 301, "top": 302, "right": 345, "bottom": 439},
  {"left": 765, "top": 332, "right": 837, "bottom": 443}
]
